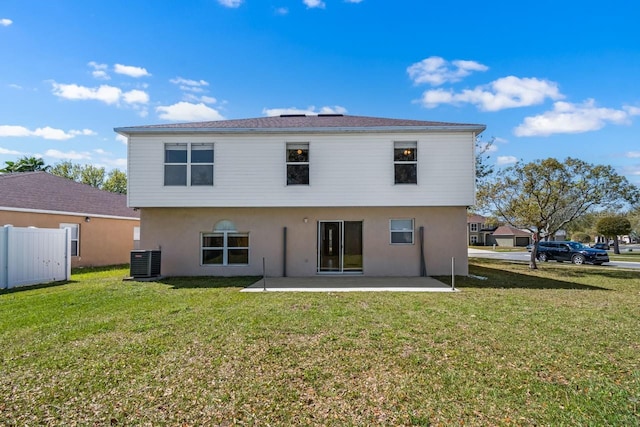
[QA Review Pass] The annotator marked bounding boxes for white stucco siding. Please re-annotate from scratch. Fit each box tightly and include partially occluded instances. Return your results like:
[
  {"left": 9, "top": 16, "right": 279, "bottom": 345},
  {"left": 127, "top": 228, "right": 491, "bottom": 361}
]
[{"left": 127, "top": 131, "right": 475, "bottom": 207}]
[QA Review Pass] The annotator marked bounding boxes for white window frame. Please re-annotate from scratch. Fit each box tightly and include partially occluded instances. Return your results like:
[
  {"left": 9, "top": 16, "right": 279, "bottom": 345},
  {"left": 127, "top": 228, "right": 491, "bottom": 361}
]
[
  {"left": 60, "top": 223, "right": 79, "bottom": 256},
  {"left": 286, "top": 142, "right": 310, "bottom": 185},
  {"left": 393, "top": 141, "right": 417, "bottom": 185},
  {"left": 201, "top": 231, "right": 249, "bottom": 266},
  {"left": 470, "top": 235, "right": 478, "bottom": 244},
  {"left": 470, "top": 223, "right": 478, "bottom": 232},
  {"left": 389, "top": 218, "right": 414, "bottom": 245},
  {"left": 164, "top": 142, "right": 214, "bottom": 186}
]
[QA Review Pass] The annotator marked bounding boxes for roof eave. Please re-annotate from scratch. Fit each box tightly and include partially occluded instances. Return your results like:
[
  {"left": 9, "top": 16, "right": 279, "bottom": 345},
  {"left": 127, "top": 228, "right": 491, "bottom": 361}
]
[{"left": 114, "top": 124, "right": 487, "bottom": 136}]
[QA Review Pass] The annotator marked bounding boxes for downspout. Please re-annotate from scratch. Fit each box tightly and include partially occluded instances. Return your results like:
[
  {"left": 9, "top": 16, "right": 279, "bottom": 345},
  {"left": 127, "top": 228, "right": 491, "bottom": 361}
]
[
  {"left": 419, "top": 226, "right": 427, "bottom": 277},
  {"left": 283, "top": 227, "right": 287, "bottom": 277}
]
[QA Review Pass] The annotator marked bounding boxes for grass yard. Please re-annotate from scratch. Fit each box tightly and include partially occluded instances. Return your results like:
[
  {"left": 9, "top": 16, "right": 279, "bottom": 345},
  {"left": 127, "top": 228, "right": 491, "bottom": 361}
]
[{"left": 1, "top": 260, "right": 639, "bottom": 426}]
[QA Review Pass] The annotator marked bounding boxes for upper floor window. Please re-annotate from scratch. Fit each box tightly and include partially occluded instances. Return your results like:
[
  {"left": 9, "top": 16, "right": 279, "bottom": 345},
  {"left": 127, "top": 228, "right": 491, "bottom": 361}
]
[
  {"left": 164, "top": 143, "right": 214, "bottom": 186},
  {"left": 394, "top": 141, "right": 417, "bottom": 184},
  {"left": 286, "top": 143, "right": 309, "bottom": 185},
  {"left": 470, "top": 223, "right": 478, "bottom": 232}
]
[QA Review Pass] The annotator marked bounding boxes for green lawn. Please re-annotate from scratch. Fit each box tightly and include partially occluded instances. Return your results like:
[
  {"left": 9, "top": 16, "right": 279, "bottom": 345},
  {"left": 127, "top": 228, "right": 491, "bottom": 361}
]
[{"left": 1, "top": 261, "right": 638, "bottom": 425}]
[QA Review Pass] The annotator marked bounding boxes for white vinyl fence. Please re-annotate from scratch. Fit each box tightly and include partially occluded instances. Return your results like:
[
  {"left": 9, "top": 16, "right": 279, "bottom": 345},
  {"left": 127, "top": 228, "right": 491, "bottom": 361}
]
[{"left": 0, "top": 225, "right": 71, "bottom": 289}]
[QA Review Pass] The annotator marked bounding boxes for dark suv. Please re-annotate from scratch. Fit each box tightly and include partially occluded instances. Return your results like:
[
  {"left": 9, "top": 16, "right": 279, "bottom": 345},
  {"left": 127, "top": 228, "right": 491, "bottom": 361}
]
[{"left": 536, "top": 241, "right": 609, "bottom": 265}]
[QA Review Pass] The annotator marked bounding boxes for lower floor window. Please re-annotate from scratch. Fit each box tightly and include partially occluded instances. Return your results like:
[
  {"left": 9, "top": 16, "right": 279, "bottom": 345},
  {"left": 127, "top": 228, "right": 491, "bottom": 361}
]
[
  {"left": 60, "top": 223, "right": 79, "bottom": 256},
  {"left": 201, "top": 232, "right": 249, "bottom": 265},
  {"left": 390, "top": 219, "right": 414, "bottom": 244}
]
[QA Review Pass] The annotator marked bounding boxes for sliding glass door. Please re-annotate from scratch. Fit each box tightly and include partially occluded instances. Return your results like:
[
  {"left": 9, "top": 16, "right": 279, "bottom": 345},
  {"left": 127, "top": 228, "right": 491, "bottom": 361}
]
[{"left": 318, "top": 221, "right": 363, "bottom": 273}]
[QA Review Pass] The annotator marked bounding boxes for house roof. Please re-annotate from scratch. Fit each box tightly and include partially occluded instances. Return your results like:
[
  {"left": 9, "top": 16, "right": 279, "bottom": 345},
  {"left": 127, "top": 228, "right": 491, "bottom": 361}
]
[
  {"left": 115, "top": 114, "right": 486, "bottom": 135},
  {"left": 0, "top": 172, "right": 139, "bottom": 219},
  {"left": 492, "top": 225, "right": 531, "bottom": 237},
  {"left": 467, "top": 214, "right": 486, "bottom": 224}
]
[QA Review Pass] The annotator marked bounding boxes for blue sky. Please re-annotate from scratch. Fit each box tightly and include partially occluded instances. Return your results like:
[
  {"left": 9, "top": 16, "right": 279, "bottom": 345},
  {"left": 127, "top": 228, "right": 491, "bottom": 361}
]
[{"left": 1, "top": 0, "right": 639, "bottom": 185}]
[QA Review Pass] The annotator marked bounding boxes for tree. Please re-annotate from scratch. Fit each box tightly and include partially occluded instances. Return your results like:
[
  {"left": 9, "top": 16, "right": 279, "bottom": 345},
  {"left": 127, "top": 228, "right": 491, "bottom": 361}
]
[
  {"left": 80, "top": 164, "right": 105, "bottom": 188},
  {"left": 596, "top": 216, "right": 632, "bottom": 254},
  {"left": 475, "top": 136, "right": 495, "bottom": 185},
  {"left": 103, "top": 169, "right": 127, "bottom": 194},
  {"left": 50, "top": 161, "right": 127, "bottom": 193},
  {"left": 477, "top": 157, "right": 639, "bottom": 269},
  {"left": 50, "top": 161, "right": 82, "bottom": 181},
  {"left": 0, "top": 156, "right": 50, "bottom": 173},
  {"left": 572, "top": 232, "right": 591, "bottom": 243}
]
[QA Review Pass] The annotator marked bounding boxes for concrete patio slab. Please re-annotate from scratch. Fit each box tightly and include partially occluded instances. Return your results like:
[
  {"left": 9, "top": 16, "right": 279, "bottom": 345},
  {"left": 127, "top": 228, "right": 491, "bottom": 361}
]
[{"left": 242, "top": 276, "right": 457, "bottom": 292}]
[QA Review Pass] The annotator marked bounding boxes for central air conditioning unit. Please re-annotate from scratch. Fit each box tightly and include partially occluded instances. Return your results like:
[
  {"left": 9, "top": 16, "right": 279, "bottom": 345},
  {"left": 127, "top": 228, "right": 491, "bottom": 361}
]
[{"left": 130, "top": 250, "right": 161, "bottom": 278}]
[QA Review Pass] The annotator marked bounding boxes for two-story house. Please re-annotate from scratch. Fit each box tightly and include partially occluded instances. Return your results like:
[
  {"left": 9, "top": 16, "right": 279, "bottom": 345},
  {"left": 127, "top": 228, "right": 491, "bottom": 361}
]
[{"left": 115, "top": 114, "right": 485, "bottom": 277}]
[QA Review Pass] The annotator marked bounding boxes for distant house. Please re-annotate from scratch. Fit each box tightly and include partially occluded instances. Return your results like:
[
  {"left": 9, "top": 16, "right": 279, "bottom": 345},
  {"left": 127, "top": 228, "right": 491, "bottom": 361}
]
[
  {"left": 0, "top": 172, "right": 140, "bottom": 267},
  {"left": 116, "top": 114, "right": 486, "bottom": 277},
  {"left": 491, "top": 225, "right": 532, "bottom": 247},
  {"left": 467, "top": 214, "right": 498, "bottom": 245}
]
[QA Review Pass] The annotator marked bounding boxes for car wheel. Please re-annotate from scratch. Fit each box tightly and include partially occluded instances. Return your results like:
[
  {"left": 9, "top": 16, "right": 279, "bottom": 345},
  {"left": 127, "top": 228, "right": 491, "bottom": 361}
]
[
  {"left": 572, "top": 254, "right": 585, "bottom": 265},
  {"left": 538, "top": 253, "right": 548, "bottom": 262}
]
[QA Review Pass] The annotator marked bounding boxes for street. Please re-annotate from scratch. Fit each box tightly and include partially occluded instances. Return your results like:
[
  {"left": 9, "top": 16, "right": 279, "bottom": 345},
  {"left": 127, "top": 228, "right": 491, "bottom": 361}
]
[{"left": 468, "top": 247, "right": 640, "bottom": 270}]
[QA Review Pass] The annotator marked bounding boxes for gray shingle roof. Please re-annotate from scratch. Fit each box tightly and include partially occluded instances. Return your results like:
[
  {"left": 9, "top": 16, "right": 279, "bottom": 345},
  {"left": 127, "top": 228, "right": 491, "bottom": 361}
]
[
  {"left": 115, "top": 114, "right": 486, "bottom": 135},
  {"left": 0, "top": 172, "right": 139, "bottom": 219}
]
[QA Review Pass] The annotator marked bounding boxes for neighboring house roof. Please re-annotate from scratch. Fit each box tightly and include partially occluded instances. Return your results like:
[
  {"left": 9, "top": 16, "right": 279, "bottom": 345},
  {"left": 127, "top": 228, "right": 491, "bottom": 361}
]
[
  {"left": 467, "top": 214, "right": 486, "bottom": 224},
  {"left": 0, "top": 172, "right": 139, "bottom": 219},
  {"left": 115, "top": 114, "right": 486, "bottom": 135},
  {"left": 492, "top": 225, "right": 531, "bottom": 237}
]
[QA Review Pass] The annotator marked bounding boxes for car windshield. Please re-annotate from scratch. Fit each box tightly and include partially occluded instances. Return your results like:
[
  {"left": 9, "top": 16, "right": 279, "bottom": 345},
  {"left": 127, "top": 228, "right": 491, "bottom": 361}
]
[{"left": 566, "top": 242, "right": 586, "bottom": 250}]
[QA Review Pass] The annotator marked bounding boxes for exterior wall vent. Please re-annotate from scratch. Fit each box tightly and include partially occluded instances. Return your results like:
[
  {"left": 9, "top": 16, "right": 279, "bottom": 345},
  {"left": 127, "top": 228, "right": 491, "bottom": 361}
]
[
  {"left": 130, "top": 250, "right": 161, "bottom": 278},
  {"left": 280, "top": 114, "right": 306, "bottom": 117},
  {"left": 317, "top": 114, "right": 344, "bottom": 117}
]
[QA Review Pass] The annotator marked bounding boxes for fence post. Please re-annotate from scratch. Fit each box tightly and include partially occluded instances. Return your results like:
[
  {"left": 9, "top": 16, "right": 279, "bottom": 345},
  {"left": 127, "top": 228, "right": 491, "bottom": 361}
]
[
  {"left": 0, "top": 226, "right": 9, "bottom": 289},
  {"left": 451, "top": 257, "right": 456, "bottom": 291}
]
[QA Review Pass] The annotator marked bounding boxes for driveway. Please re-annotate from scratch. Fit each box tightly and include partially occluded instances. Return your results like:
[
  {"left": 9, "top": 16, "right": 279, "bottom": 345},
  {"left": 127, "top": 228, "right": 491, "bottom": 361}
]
[{"left": 468, "top": 248, "right": 640, "bottom": 270}]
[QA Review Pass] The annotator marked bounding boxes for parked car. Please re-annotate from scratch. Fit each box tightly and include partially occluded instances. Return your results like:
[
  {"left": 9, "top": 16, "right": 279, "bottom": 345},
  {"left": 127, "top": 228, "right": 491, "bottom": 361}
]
[
  {"left": 536, "top": 241, "right": 609, "bottom": 265},
  {"left": 590, "top": 242, "right": 610, "bottom": 250}
]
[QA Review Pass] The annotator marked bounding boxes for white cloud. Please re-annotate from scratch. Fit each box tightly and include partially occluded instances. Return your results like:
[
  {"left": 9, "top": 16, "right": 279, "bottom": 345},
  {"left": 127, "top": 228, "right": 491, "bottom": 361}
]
[
  {"left": 514, "top": 99, "right": 631, "bottom": 137},
  {"left": 123, "top": 89, "right": 150, "bottom": 104},
  {"left": 0, "top": 125, "right": 95, "bottom": 140},
  {"left": 275, "top": 7, "right": 289, "bottom": 15},
  {"left": 170, "top": 77, "right": 209, "bottom": 93},
  {"left": 407, "top": 56, "right": 488, "bottom": 86},
  {"left": 114, "top": 64, "right": 151, "bottom": 78},
  {"left": 624, "top": 105, "right": 640, "bottom": 116},
  {"left": 0, "top": 147, "right": 22, "bottom": 155},
  {"left": 52, "top": 83, "right": 122, "bottom": 104},
  {"left": 44, "top": 149, "right": 92, "bottom": 160},
  {"left": 304, "top": 0, "right": 326, "bottom": 8},
  {"left": 626, "top": 151, "right": 640, "bottom": 158},
  {"left": 218, "top": 0, "right": 243, "bottom": 7},
  {"left": 496, "top": 156, "right": 518, "bottom": 165},
  {"left": 88, "top": 61, "right": 110, "bottom": 80},
  {"left": 116, "top": 134, "right": 128, "bottom": 145},
  {"left": 0, "top": 125, "right": 31, "bottom": 137},
  {"left": 51, "top": 82, "right": 149, "bottom": 106},
  {"left": 156, "top": 102, "right": 225, "bottom": 121},
  {"left": 419, "top": 76, "right": 563, "bottom": 111},
  {"left": 0, "top": 18, "right": 12, "bottom": 26},
  {"left": 263, "top": 105, "right": 347, "bottom": 116},
  {"left": 70, "top": 129, "right": 97, "bottom": 136}
]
